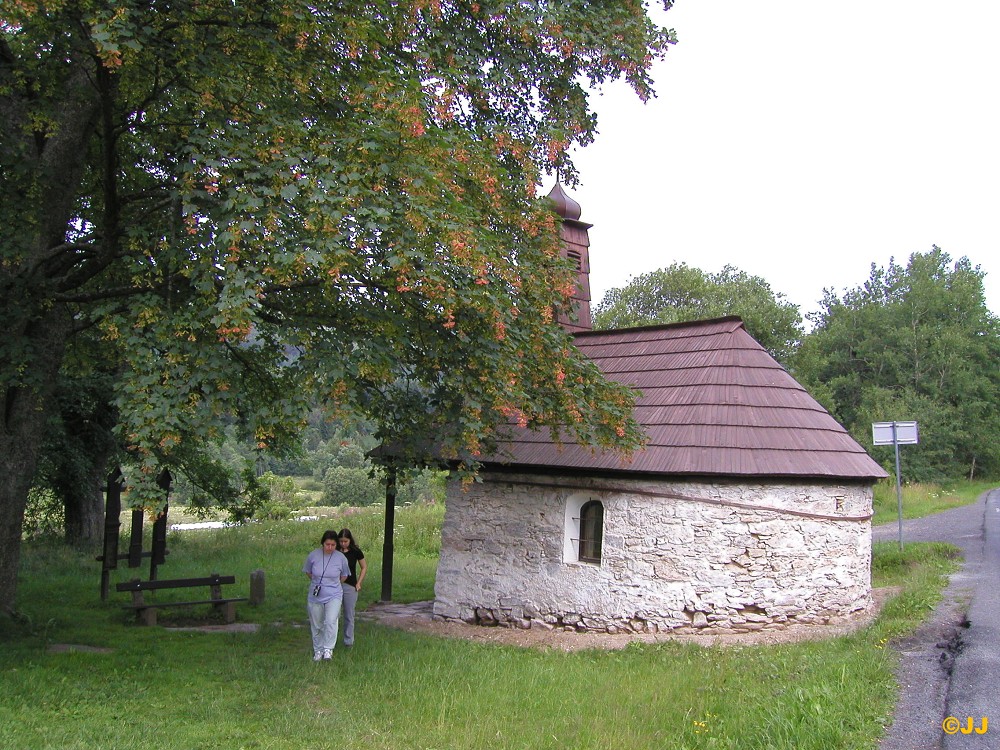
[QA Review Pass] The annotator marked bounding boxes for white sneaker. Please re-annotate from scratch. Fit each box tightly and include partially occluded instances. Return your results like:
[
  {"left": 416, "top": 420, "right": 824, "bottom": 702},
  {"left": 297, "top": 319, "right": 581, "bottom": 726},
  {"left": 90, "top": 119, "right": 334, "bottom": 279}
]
[
  {"left": 313, "top": 650, "right": 323, "bottom": 662},
  {"left": 322, "top": 649, "right": 332, "bottom": 660}
]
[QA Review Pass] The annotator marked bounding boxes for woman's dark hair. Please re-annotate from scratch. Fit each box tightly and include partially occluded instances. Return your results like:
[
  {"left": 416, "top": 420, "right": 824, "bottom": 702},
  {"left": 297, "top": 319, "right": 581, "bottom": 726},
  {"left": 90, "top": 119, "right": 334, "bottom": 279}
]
[
  {"left": 338, "top": 528, "right": 360, "bottom": 553},
  {"left": 321, "top": 529, "right": 338, "bottom": 544}
]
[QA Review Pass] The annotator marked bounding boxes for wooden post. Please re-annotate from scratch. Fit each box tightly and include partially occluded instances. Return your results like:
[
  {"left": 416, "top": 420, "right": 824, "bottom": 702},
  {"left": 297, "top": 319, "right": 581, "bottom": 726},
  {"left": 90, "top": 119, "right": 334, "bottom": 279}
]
[
  {"left": 150, "top": 469, "right": 171, "bottom": 580},
  {"left": 380, "top": 466, "right": 397, "bottom": 602},
  {"left": 99, "top": 469, "right": 124, "bottom": 600},
  {"left": 127, "top": 510, "right": 144, "bottom": 568},
  {"left": 249, "top": 569, "right": 266, "bottom": 605},
  {"left": 209, "top": 572, "right": 223, "bottom": 601}
]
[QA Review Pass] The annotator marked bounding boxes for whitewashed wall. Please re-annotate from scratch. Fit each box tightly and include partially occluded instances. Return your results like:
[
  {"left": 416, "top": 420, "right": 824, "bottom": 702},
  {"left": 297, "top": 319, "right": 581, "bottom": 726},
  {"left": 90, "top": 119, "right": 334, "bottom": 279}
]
[{"left": 432, "top": 472, "right": 873, "bottom": 633}]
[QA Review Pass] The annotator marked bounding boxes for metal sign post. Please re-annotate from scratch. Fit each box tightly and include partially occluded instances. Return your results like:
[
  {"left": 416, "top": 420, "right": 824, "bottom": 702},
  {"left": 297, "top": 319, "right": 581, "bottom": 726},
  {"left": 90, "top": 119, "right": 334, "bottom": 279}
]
[{"left": 872, "top": 421, "right": 919, "bottom": 550}]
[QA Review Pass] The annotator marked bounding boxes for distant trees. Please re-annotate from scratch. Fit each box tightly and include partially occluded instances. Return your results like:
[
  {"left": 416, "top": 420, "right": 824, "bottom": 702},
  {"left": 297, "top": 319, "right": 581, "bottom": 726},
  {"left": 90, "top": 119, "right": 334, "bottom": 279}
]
[
  {"left": 794, "top": 247, "right": 1000, "bottom": 481},
  {"left": 268, "top": 429, "right": 445, "bottom": 508},
  {"left": 593, "top": 263, "right": 803, "bottom": 365}
]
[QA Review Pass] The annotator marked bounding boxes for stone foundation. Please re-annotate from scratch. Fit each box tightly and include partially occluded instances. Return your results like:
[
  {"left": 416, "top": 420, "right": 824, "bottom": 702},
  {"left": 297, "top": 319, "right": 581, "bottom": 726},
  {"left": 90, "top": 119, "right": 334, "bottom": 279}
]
[{"left": 432, "top": 473, "right": 873, "bottom": 634}]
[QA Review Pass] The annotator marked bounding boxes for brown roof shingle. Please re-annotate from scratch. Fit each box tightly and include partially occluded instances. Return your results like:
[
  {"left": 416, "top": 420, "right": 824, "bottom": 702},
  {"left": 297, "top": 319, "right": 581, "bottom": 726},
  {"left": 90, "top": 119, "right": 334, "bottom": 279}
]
[{"left": 482, "top": 317, "right": 888, "bottom": 481}]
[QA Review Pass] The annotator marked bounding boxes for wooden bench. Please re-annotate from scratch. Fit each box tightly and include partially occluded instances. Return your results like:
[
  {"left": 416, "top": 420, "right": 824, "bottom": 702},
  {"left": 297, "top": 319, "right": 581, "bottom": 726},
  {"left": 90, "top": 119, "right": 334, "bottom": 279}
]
[{"left": 116, "top": 574, "right": 247, "bottom": 626}]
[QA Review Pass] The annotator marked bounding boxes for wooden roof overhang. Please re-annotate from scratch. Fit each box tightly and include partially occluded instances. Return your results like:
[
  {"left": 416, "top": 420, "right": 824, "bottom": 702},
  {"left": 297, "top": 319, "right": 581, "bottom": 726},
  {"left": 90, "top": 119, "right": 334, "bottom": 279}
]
[{"left": 475, "top": 317, "right": 888, "bottom": 483}]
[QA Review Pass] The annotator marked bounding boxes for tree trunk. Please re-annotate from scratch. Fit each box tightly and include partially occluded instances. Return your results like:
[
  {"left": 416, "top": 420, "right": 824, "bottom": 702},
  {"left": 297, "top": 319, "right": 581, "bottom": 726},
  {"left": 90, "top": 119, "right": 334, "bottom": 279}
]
[
  {"left": 0, "top": 460, "right": 34, "bottom": 615},
  {"left": 54, "top": 395, "right": 118, "bottom": 547},
  {"left": 0, "top": 316, "right": 68, "bottom": 613},
  {"left": 0, "top": 45, "right": 102, "bottom": 611},
  {"left": 62, "top": 472, "right": 108, "bottom": 546}
]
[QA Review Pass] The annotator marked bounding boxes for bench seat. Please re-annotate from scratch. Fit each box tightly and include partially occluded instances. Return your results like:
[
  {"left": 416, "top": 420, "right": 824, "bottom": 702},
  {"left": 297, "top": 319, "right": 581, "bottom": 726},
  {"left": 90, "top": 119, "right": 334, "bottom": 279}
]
[{"left": 116, "top": 574, "right": 245, "bottom": 626}]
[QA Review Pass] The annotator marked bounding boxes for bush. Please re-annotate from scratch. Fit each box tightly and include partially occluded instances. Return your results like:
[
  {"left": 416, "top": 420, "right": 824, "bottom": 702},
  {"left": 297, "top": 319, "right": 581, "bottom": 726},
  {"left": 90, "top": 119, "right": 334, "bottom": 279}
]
[
  {"left": 397, "top": 470, "right": 448, "bottom": 505},
  {"left": 21, "top": 488, "right": 64, "bottom": 541},
  {"left": 320, "top": 466, "right": 449, "bottom": 507},
  {"left": 255, "top": 472, "right": 302, "bottom": 520},
  {"left": 321, "top": 465, "right": 383, "bottom": 506}
]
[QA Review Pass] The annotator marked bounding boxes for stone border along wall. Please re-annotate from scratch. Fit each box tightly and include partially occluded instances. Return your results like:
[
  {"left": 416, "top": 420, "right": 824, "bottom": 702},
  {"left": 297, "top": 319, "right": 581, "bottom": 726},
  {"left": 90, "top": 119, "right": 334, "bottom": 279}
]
[{"left": 432, "top": 472, "right": 874, "bottom": 634}]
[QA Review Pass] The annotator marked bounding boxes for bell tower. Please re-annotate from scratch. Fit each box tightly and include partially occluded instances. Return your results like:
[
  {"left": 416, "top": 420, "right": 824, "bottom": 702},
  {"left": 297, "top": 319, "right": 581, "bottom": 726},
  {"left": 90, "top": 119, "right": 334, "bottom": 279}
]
[{"left": 547, "top": 182, "right": 592, "bottom": 332}]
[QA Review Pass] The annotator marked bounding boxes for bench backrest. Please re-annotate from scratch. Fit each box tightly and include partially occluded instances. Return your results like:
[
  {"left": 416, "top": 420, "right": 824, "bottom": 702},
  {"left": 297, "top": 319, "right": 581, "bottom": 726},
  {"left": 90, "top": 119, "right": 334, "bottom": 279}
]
[{"left": 115, "top": 575, "right": 236, "bottom": 592}]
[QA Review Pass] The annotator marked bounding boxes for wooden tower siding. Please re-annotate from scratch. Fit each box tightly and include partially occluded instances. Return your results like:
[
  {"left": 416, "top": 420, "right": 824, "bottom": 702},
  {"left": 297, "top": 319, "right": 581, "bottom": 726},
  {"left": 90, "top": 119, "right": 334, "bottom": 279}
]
[{"left": 548, "top": 182, "right": 593, "bottom": 332}]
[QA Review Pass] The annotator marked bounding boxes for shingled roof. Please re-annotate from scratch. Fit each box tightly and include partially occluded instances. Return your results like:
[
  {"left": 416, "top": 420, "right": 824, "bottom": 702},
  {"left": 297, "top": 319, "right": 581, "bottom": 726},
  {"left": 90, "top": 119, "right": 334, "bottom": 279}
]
[{"left": 483, "top": 317, "right": 888, "bottom": 481}]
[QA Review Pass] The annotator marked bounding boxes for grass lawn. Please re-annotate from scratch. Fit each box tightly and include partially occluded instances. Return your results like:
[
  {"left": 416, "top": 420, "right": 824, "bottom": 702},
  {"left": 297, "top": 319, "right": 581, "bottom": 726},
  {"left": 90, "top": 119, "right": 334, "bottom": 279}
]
[
  {"left": 0, "top": 495, "right": 972, "bottom": 750},
  {"left": 871, "top": 479, "right": 997, "bottom": 525}
]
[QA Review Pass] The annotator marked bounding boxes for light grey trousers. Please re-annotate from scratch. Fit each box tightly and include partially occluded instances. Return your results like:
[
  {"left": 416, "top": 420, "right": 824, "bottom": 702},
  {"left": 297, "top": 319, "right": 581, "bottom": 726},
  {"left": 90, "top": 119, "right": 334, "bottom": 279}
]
[
  {"left": 307, "top": 597, "right": 342, "bottom": 652},
  {"left": 341, "top": 583, "right": 358, "bottom": 645}
]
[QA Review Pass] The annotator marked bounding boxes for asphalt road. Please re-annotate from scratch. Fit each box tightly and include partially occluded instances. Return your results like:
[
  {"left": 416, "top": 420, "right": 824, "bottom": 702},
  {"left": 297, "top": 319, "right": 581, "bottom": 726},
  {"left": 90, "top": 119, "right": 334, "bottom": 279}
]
[{"left": 875, "top": 487, "right": 1000, "bottom": 750}]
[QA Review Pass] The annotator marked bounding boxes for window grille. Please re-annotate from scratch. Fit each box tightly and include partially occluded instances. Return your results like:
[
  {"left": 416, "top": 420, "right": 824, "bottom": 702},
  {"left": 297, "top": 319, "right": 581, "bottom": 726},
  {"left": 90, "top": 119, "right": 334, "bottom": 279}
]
[{"left": 578, "top": 500, "right": 604, "bottom": 563}]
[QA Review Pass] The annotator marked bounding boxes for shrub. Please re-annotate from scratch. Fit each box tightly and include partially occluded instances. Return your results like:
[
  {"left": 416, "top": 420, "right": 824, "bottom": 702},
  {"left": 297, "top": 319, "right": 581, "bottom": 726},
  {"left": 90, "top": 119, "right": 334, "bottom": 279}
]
[
  {"left": 21, "top": 488, "right": 64, "bottom": 541},
  {"left": 397, "top": 470, "right": 448, "bottom": 505},
  {"left": 255, "top": 472, "right": 302, "bottom": 520},
  {"left": 321, "top": 465, "right": 383, "bottom": 506},
  {"left": 320, "top": 466, "right": 449, "bottom": 507}
]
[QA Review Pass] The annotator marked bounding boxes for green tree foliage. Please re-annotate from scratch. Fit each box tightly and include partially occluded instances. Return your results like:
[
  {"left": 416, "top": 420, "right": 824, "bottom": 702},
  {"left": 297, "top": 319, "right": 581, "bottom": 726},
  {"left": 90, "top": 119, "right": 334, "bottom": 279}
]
[
  {"left": 313, "top": 437, "right": 375, "bottom": 477},
  {"left": 165, "top": 423, "right": 441, "bottom": 517},
  {"left": 165, "top": 424, "right": 266, "bottom": 520},
  {"left": 593, "top": 263, "right": 803, "bottom": 364},
  {"left": 795, "top": 247, "right": 1000, "bottom": 482},
  {"left": 322, "top": 466, "right": 384, "bottom": 507},
  {"left": 254, "top": 472, "right": 301, "bottom": 520},
  {"left": 316, "top": 437, "right": 446, "bottom": 506},
  {"left": 1, "top": 1, "right": 672, "bottom": 610}
]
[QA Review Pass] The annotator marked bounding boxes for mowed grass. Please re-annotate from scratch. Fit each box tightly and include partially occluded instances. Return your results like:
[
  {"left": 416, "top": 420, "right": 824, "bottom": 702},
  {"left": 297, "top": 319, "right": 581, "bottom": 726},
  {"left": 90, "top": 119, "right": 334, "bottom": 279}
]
[{"left": 0, "top": 500, "right": 966, "bottom": 750}]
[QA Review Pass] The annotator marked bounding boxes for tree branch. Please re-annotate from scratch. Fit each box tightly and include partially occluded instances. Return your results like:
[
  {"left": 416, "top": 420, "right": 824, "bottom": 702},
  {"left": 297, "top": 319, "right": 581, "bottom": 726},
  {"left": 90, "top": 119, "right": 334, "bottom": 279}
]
[{"left": 54, "top": 282, "right": 164, "bottom": 305}]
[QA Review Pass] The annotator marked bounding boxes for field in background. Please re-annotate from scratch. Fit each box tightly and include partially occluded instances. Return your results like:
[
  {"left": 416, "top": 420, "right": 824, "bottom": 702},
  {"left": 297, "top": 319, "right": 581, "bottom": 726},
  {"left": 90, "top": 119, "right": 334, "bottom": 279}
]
[{"left": 871, "top": 479, "right": 995, "bottom": 525}]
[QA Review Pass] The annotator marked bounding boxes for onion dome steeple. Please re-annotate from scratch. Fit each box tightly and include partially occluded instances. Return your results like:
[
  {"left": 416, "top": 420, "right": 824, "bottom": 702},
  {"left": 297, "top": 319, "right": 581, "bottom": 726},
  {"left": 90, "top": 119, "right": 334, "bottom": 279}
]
[
  {"left": 546, "top": 182, "right": 592, "bottom": 332},
  {"left": 547, "top": 181, "right": 583, "bottom": 221}
]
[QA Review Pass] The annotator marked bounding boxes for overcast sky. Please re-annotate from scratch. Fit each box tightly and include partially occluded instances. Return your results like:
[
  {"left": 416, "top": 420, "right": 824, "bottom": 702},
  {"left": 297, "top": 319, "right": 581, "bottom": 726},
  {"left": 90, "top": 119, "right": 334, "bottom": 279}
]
[{"left": 568, "top": 0, "right": 1000, "bottom": 320}]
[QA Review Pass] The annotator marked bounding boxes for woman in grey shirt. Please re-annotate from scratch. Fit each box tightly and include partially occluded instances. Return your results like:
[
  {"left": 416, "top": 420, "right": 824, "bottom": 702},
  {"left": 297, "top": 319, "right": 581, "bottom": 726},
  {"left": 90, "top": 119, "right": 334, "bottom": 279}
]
[{"left": 302, "top": 530, "right": 350, "bottom": 661}]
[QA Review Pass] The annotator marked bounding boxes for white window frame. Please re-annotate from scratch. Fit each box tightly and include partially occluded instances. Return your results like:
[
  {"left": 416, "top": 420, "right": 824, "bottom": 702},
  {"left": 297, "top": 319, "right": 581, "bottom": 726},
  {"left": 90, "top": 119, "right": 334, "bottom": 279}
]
[{"left": 563, "top": 493, "right": 603, "bottom": 566}]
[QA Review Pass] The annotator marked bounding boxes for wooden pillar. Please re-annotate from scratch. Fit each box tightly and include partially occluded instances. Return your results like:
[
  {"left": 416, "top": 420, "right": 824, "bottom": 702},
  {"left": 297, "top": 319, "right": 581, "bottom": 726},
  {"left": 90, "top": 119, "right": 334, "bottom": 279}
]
[
  {"left": 380, "top": 466, "right": 397, "bottom": 602},
  {"left": 150, "top": 469, "right": 171, "bottom": 580},
  {"left": 99, "top": 469, "right": 124, "bottom": 600},
  {"left": 127, "top": 510, "right": 144, "bottom": 568}
]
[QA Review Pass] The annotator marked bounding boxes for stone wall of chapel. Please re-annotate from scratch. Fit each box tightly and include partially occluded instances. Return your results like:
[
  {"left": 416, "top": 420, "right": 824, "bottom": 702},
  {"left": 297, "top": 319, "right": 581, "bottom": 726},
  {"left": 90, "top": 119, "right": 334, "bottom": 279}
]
[{"left": 432, "top": 473, "right": 874, "bottom": 633}]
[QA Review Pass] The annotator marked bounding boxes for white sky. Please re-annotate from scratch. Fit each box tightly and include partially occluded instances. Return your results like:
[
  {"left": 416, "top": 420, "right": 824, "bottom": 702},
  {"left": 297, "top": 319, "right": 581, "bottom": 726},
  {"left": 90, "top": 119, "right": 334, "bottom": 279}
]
[{"left": 569, "top": 0, "right": 1000, "bottom": 319}]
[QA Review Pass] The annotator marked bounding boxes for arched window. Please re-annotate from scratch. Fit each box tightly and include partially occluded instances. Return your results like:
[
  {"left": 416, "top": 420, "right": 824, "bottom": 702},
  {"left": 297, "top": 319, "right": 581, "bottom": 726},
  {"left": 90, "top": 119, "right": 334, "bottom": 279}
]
[{"left": 578, "top": 500, "right": 604, "bottom": 564}]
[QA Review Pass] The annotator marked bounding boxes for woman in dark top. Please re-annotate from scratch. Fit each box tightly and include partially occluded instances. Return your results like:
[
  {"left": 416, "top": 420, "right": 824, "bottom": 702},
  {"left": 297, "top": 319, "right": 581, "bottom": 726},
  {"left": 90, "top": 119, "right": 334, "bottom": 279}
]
[{"left": 337, "top": 528, "right": 367, "bottom": 647}]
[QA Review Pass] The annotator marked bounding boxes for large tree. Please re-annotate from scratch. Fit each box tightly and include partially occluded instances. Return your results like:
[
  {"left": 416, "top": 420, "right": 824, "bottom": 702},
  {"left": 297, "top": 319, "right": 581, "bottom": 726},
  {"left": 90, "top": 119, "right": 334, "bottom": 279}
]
[
  {"left": 795, "top": 247, "right": 1000, "bottom": 482},
  {"left": 593, "top": 263, "right": 803, "bottom": 365},
  {"left": 0, "top": 1, "right": 673, "bottom": 611}
]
